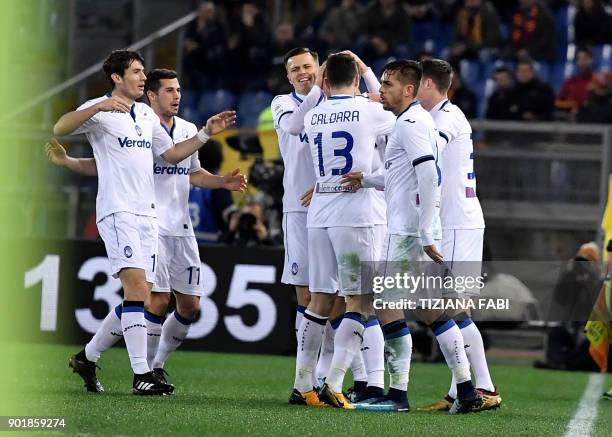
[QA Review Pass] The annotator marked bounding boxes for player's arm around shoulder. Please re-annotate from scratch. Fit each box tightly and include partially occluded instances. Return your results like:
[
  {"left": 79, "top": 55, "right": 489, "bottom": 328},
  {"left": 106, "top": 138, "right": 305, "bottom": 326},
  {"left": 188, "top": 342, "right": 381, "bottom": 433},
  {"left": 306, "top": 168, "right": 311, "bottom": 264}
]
[
  {"left": 53, "top": 95, "right": 131, "bottom": 136},
  {"left": 162, "top": 111, "right": 236, "bottom": 164}
]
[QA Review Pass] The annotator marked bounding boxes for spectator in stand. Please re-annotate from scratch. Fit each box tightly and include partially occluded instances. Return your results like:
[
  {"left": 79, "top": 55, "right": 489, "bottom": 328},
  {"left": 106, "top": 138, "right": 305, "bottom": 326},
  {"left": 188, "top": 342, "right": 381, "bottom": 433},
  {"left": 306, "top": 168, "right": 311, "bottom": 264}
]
[
  {"left": 228, "top": 1, "right": 271, "bottom": 91},
  {"left": 514, "top": 59, "right": 555, "bottom": 120},
  {"left": 183, "top": 1, "right": 229, "bottom": 88},
  {"left": 359, "top": 0, "right": 411, "bottom": 64},
  {"left": 449, "top": 0, "right": 502, "bottom": 63},
  {"left": 574, "top": 0, "right": 612, "bottom": 46},
  {"left": 486, "top": 66, "right": 519, "bottom": 120},
  {"left": 507, "top": 0, "right": 556, "bottom": 62},
  {"left": 448, "top": 72, "right": 478, "bottom": 119},
  {"left": 267, "top": 22, "right": 300, "bottom": 95},
  {"left": 318, "top": 0, "right": 364, "bottom": 53},
  {"left": 557, "top": 46, "right": 596, "bottom": 114},
  {"left": 576, "top": 72, "right": 612, "bottom": 124},
  {"left": 188, "top": 139, "right": 238, "bottom": 244}
]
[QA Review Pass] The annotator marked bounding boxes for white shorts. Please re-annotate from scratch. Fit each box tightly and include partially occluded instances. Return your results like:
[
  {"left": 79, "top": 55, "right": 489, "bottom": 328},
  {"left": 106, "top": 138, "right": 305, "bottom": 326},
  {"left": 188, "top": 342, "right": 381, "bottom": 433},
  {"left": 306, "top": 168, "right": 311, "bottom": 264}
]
[
  {"left": 441, "top": 228, "right": 484, "bottom": 263},
  {"left": 372, "top": 224, "right": 387, "bottom": 261},
  {"left": 97, "top": 212, "right": 158, "bottom": 283},
  {"left": 441, "top": 228, "right": 484, "bottom": 296},
  {"left": 281, "top": 212, "right": 309, "bottom": 286},
  {"left": 308, "top": 226, "right": 374, "bottom": 296},
  {"left": 152, "top": 235, "right": 203, "bottom": 296}
]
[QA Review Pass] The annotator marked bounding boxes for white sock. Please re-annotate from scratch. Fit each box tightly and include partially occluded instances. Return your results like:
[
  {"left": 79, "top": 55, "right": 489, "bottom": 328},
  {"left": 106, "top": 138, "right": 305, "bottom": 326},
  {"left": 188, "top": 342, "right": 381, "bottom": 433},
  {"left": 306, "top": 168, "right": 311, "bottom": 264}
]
[
  {"left": 460, "top": 319, "right": 495, "bottom": 391},
  {"left": 295, "top": 305, "right": 306, "bottom": 339},
  {"left": 350, "top": 351, "right": 367, "bottom": 383},
  {"left": 84, "top": 304, "right": 123, "bottom": 363},
  {"left": 294, "top": 309, "right": 327, "bottom": 393},
  {"left": 434, "top": 320, "right": 471, "bottom": 384},
  {"left": 145, "top": 311, "right": 163, "bottom": 369},
  {"left": 382, "top": 321, "right": 412, "bottom": 391},
  {"left": 362, "top": 320, "right": 385, "bottom": 389},
  {"left": 326, "top": 312, "right": 365, "bottom": 393},
  {"left": 121, "top": 303, "right": 149, "bottom": 375},
  {"left": 315, "top": 319, "right": 339, "bottom": 386},
  {"left": 152, "top": 311, "right": 192, "bottom": 369}
]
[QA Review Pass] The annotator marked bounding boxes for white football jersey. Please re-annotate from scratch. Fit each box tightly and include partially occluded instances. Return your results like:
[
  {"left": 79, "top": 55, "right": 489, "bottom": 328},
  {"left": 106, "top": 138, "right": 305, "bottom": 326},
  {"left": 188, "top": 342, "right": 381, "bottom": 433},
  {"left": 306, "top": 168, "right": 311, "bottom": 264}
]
[
  {"left": 272, "top": 91, "right": 323, "bottom": 213},
  {"left": 153, "top": 116, "right": 200, "bottom": 237},
  {"left": 304, "top": 95, "right": 395, "bottom": 227},
  {"left": 372, "top": 136, "right": 387, "bottom": 225},
  {"left": 384, "top": 101, "right": 442, "bottom": 238},
  {"left": 430, "top": 99, "right": 485, "bottom": 230},
  {"left": 73, "top": 95, "right": 173, "bottom": 222}
]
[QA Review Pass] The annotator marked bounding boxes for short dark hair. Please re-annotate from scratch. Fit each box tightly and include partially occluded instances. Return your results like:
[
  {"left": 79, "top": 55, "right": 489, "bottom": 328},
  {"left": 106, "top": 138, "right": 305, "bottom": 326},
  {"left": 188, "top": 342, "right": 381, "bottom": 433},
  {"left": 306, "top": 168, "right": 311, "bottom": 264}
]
[
  {"left": 283, "top": 47, "right": 319, "bottom": 69},
  {"left": 382, "top": 60, "right": 422, "bottom": 96},
  {"left": 145, "top": 69, "right": 178, "bottom": 94},
  {"left": 420, "top": 59, "right": 453, "bottom": 94},
  {"left": 102, "top": 50, "right": 145, "bottom": 89},
  {"left": 576, "top": 45, "right": 593, "bottom": 58},
  {"left": 494, "top": 66, "right": 512, "bottom": 76},
  {"left": 325, "top": 53, "right": 358, "bottom": 88}
]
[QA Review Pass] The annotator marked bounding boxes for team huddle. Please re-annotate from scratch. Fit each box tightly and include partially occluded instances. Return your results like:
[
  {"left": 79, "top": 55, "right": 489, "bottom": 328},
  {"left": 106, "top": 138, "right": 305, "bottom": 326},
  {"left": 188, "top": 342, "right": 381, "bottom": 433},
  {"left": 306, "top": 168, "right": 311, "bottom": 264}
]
[
  {"left": 274, "top": 48, "right": 500, "bottom": 413},
  {"left": 49, "top": 46, "right": 501, "bottom": 413}
]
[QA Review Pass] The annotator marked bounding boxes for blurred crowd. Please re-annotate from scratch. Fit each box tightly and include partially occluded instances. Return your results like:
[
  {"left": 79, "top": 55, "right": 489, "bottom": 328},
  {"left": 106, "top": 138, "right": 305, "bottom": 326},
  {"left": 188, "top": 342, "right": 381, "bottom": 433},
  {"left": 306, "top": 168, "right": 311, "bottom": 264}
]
[{"left": 181, "top": 0, "right": 612, "bottom": 123}]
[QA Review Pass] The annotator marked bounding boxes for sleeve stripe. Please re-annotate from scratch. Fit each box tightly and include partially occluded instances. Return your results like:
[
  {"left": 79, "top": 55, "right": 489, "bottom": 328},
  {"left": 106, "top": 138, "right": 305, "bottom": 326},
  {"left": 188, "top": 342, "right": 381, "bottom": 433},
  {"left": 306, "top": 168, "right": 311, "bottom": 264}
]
[
  {"left": 277, "top": 111, "right": 294, "bottom": 124},
  {"left": 438, "top": 131, "right": 449, "bottom": 144},
  {"left": 412, "top": 155, "right": 435, "bottom": 167}
]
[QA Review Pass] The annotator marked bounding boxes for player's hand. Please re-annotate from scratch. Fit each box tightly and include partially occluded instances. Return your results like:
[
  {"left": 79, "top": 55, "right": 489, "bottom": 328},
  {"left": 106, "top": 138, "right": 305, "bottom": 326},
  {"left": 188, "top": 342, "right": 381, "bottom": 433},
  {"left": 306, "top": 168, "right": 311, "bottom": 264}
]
[
  {"left": 316, "top": 61, "right": 327, "bottom": 89},
  {"left": 95, "top": 95, "right": 131, "bottom": 113},
  {"left": 424, "top": 244, "right": 444, "bottom": 264},
  {"left": 367, "top": 93, "right": 382, "bottom": 103},
  {"left": 45, "top": 138, "right": 68, "bottom": 166},
  {"left": 204, "top": 110, "right": 237, "bottom": 136},
  {"left": 341, "top": 171, "right": 364, "bottom": 192},
  {"left": 339, "top": 50, "right": 368, "bottom": 75},
  {"left": 222, "top": 168, "right": 247, "bottom": 192},
  {"left": 300, "top": 186, "right": 314, "bottom": 207}
]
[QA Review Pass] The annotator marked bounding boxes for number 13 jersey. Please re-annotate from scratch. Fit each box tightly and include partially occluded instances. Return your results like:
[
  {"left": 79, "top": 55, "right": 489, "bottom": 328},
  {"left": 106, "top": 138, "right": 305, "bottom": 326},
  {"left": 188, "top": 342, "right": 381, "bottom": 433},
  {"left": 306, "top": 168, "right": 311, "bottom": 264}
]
[{"left": 304, "top": 95, "right": 395, "bottom": 228}]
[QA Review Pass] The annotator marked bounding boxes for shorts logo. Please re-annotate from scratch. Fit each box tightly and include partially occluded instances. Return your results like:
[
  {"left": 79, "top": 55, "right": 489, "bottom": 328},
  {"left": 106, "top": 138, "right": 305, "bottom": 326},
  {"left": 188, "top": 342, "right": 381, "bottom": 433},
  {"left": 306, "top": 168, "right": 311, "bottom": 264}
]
[
  {"left": 124, "top": 246, "right": 133, "bottom": 258},
  {"left": 291, "top": 262, "right": 299, "bottom": 275},
  {"left": 135, "top": 124, "right": 143, "bottom": 136}
]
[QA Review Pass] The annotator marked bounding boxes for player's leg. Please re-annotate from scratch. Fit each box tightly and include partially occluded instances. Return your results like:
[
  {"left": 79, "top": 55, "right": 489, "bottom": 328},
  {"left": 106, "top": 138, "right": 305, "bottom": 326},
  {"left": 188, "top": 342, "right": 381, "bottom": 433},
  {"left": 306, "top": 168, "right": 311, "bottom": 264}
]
[
  {"left": 152, "top": 291, "right": 200, "bottom": 375},
  {"left": 281, "top": 213, "right": 310, "bottom": 338},
  {"left": 152, "top": 236, "right": 203, "bottom": 379},
  {"left": 145, "top": 292, "right": 171, "bottom": 369},
  {"left": 69, "top": 303, "right": 123, "bottom": 392},
  {"left": 315, "top": 295, "right": 345, "bottom": 388},
  {"left": 145, "top": 235, "right": 173, "bottom": 368},
  {"left": 290, "top": 227, "right": 335, "bottom": 406},
  {"left": 357, "top": 223, "right": 388, "bottom": 401},
  {"left": 117, "top": 214, "right": 173, "bottom": 395},
  {"left": 318, "top": 226, "right": 374, "bottom": 409}
]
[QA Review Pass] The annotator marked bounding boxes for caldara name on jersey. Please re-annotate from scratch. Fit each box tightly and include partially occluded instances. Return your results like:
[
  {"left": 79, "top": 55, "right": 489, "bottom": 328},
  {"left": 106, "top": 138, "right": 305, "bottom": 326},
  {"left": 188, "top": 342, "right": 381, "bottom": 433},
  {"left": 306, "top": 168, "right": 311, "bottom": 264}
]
[
  {"left": 118, "top": 137, "right": 152, "bottom": 148},
  {"left": 153, "top": 163, "right": 190, "bottom": 175},
  {"left": 310, "top": 110, "right": 360, "bottom": 125}
]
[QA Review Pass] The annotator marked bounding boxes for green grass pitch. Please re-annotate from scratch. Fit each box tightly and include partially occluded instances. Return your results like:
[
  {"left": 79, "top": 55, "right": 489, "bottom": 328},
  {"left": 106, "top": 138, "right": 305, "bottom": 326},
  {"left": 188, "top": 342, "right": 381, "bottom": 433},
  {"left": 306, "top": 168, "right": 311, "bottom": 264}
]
[{"left": 1, "top": 343, "right": 611, "bottom": 436}]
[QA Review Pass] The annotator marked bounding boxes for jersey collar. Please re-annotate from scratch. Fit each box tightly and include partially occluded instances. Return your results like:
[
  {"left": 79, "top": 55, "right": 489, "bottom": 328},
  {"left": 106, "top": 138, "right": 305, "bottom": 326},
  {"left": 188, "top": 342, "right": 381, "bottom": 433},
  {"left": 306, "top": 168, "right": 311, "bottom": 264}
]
[
  {"left": 160, "top": 116, "right": 176, "bottom": 140},
  {"left": 431, "top": 98, "right": 450, "bottom": 114},
  {"left": 104, "top": 92, "right": 137, "bottom": 121},
  {"left": 291, "top": 91, "right": 305, "bottom": 103},
  {"left": 396, "top": 99, "right": 420, "bottom": 119},
  {"left": 328, "top": 95, "right": 353, "bottom": 100}
]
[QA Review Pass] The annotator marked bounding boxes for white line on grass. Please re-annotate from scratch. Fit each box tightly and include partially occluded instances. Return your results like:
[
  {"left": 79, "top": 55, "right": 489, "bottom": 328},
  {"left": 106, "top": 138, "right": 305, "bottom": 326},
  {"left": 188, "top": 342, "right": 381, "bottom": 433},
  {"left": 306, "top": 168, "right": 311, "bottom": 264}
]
[{"left": 564, "top": 373, "right": 606, "bottom": 437}]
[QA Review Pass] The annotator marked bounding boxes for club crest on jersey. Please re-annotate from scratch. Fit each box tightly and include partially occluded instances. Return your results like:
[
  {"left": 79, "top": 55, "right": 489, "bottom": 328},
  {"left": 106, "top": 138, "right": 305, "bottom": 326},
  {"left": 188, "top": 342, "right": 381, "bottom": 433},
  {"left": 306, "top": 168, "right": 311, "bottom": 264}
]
[
  {"left": 124, "top": 246, "right": 133, "bottom": 258},
  {"left": 291, "top": 262, "right": 299, "bottom": 275},
  {"left": 135, "top": 124, "right": 143, "bottom": 136}
]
